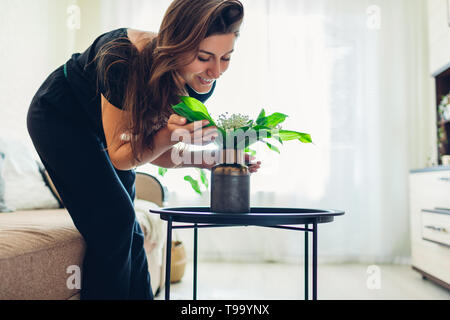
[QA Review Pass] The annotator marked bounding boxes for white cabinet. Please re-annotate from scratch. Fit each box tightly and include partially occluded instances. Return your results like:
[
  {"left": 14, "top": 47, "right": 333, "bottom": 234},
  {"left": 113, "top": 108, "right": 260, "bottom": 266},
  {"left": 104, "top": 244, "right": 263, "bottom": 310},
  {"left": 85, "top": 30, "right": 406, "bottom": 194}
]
[{"left": 410, "top": 167, "right": 450, "bottom": 289}]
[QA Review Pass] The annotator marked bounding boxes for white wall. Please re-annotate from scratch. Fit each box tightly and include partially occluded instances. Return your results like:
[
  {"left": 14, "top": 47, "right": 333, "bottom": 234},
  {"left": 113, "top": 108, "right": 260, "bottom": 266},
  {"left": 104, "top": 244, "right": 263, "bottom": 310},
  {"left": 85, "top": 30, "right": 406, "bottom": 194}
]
[
  {"left": 0, "top": 0, "right": 103, "bottom": 153},
  {"left": 0, "top": 0, "right": 74, "bottom": 145}
]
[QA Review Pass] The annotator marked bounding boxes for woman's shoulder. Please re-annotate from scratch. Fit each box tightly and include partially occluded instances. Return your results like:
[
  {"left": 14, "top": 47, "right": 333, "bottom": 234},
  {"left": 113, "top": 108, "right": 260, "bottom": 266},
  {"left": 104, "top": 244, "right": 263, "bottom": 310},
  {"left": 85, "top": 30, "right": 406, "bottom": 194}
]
[
  {"left": 95, "top": 28, "right": 156, "bottom": 52},
  {"left": 126, "top": 29, "right": 158, "bottom": 52}
]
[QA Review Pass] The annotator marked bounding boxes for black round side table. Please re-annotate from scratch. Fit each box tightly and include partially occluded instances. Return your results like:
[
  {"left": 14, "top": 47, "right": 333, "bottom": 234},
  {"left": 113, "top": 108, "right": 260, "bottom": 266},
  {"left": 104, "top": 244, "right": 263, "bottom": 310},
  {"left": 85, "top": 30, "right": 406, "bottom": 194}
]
[{"left": 149, "top": 207, "right": 345, "bottom": 300}]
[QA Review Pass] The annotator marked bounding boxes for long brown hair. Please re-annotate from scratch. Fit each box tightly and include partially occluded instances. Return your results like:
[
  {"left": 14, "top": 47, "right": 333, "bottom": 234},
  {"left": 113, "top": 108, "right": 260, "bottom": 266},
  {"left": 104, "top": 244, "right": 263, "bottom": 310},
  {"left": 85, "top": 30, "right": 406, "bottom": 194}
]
[{"left": 96, "top": 0, "right": 244, "bottom": 164}]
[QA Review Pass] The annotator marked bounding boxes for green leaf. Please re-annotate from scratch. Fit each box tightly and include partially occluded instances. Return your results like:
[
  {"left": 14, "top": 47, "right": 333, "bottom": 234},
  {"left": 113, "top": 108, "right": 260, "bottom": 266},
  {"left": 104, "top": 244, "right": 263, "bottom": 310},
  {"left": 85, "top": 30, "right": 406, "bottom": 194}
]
[
  {"left": 271, "top": 132, "right": 284, "bottom": 145},
  {"left": 184, "top": 175, "right": 202, "bottom": 195},
  {"left": 262, "top": 140, "right": 281, "bottom": 154},
  {"left": 258, "top": 112, "right": 288, "bottom": 128},
  {"left": 239, "top": 120, "right": 254, "bottom": 133},
  {"left": 180, "top": 97, "right": 216, "bottom": 125},
  {"left": 278, "top": 130, "right": 313, "bottom": 143},
  {"left": 158, "top": 167, "right": 168, "bottom": 177},
  {"left": 197, "top": 169, "right": 209, "bottom": 189},
  {"left": 256, "top": 109, "right": 266, "bottom": 125},
  {"left": 237, "top": 127, "right": 272, "bottom": 149},
  {"left": 252, "top": 125, "right": 272, "bottom": 131},
  {"left": 172, "top": 97, "right": 216, "bottom": 127}
]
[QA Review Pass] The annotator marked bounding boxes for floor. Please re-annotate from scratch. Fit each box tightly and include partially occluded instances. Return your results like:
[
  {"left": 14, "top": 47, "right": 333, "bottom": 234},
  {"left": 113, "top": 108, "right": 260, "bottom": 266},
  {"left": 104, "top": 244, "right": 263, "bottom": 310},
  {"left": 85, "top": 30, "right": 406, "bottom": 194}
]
[{"left": 155, "top": 261, "right": 450, "bottom": 300}]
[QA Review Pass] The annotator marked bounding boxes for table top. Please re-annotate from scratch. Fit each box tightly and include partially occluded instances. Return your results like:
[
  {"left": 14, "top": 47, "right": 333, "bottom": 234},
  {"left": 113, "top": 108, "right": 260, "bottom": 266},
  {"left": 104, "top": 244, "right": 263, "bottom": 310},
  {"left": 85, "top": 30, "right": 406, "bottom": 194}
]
[{"left": 149, "top": 207, "right": 345, "bottom": 226}]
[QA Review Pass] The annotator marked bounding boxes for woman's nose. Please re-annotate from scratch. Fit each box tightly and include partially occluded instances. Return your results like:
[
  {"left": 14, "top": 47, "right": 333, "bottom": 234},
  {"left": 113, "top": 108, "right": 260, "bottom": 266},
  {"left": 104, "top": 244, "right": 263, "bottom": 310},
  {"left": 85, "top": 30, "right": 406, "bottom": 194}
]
[{"left": 207, "top": 61, "right": 221, "bottom": 79}]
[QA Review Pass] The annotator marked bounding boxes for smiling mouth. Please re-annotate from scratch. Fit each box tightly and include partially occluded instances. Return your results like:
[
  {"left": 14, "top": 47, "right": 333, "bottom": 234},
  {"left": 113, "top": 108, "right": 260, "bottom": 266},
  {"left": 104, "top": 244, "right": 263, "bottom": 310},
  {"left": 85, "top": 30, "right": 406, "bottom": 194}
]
[{"left": 198, "top": 76, "right": 215, "bottom": 85}]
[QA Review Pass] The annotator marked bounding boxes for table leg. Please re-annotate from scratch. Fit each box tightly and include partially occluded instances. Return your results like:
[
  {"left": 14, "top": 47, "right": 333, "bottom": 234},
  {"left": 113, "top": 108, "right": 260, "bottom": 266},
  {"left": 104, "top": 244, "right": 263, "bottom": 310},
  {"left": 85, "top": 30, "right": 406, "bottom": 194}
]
[
  {"left": 305, "top": 224, "right": 309, "bottom": 300},
  {"left": 312, "top": 222, "right": 318, "bottom": 300},
  {"left": 193, "top": 223, "right": 198, "bottom": 300},
  {"left": 165, "top": 216, "right": 173, "bottom": 300}
]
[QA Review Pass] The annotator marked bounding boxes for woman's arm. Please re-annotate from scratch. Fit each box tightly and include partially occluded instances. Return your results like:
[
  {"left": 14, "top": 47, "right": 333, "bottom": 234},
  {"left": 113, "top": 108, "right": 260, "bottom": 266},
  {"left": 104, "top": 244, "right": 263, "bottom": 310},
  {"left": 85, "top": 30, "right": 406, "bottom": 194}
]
[
  {"left": 150, "top": 146, "right": 216, "bottom": 170},
  {"left": 102, "top": 95, "right": 174, "bottom": 170},
  {"left": 109, "top": 127, "right": 174, "bottom": 170},
  {"left": 102, "top": 94, "right": 213, "bottom": 171},
  {"left": 151, "top": 146, "right": 262, "bottom": 173}
]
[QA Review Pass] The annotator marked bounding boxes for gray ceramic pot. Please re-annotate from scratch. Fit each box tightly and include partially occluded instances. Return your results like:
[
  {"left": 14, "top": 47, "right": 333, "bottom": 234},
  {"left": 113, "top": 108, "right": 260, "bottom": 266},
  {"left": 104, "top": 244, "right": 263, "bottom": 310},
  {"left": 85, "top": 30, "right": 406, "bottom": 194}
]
[{"left": 210, "top": 149, "right": 250, "bottom": 213}]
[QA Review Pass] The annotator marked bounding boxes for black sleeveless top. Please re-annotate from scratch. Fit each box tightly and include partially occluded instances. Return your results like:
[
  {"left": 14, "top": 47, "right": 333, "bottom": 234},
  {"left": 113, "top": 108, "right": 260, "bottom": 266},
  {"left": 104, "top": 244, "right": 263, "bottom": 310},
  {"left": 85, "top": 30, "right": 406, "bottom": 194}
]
[{"left": 64, "top": 28, "right": 216, "bottom": 136}]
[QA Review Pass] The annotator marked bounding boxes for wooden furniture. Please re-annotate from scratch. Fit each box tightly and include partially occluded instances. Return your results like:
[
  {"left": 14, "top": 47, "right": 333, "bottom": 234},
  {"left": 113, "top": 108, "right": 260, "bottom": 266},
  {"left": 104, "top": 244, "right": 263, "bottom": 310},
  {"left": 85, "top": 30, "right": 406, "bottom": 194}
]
[{"left": 409, "top": 167, "right": 450, "bottom": 289}]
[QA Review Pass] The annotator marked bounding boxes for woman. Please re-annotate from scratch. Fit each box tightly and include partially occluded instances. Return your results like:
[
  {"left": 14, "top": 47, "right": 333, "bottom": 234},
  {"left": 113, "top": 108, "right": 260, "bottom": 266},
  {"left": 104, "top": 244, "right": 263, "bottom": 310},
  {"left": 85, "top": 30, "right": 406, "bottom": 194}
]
[{"left": 27, "top": 0, "right": 260, "bottom": 300}]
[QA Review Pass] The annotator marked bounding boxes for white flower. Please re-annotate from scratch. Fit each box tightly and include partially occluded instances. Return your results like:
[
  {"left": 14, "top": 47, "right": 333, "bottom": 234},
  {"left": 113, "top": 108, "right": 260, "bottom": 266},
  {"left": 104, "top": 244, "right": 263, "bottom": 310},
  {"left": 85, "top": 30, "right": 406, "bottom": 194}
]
[{"left": 217, "top": 112, "right": 250, "bottom": 131}]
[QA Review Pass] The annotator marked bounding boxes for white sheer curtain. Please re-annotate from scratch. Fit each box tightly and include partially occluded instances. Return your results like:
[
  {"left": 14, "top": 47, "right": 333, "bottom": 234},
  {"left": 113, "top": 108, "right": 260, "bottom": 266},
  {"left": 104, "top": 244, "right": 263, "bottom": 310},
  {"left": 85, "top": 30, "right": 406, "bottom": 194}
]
[{"left": 97, "top": 0, "right": 430, "bottom": 264}]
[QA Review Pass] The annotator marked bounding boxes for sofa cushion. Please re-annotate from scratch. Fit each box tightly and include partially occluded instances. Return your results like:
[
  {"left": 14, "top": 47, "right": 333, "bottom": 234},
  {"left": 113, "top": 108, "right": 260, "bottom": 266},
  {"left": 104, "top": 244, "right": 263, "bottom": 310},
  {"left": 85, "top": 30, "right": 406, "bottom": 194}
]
[
  {"left": 0, "top": 209, "right": 84, "bottom": 300},
  {"left": 0, "top": 152, "right": 13, "bottom": 213},
  {"left": 0, "top": 205, "right": 165, "bottom": 300},
  {"left": 0, "top": 138, "right": 60, "bottom": 211}
]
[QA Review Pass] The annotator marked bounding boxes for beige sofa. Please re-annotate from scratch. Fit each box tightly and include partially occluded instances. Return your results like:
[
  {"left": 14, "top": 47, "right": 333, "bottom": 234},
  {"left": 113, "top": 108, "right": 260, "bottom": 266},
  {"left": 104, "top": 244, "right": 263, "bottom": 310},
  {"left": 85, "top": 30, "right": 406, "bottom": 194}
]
[{"left": 0, "top": 172, "right": 167, "bottom": 300}]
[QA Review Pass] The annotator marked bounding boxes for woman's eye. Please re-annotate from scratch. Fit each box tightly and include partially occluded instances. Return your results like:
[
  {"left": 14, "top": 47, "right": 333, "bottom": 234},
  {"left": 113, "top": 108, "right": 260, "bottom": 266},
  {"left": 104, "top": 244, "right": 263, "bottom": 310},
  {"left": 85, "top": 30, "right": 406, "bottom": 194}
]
[{"left": 198, "top": 56, "right": 231, "bottom": 62}]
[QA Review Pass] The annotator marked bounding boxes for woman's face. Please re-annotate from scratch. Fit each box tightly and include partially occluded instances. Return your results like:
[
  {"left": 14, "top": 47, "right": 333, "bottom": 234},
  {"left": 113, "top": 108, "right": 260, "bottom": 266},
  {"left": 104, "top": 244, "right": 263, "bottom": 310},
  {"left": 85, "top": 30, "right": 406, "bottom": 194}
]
[{"left": 178, "top": 33, "right": 236, "bottom": 93}]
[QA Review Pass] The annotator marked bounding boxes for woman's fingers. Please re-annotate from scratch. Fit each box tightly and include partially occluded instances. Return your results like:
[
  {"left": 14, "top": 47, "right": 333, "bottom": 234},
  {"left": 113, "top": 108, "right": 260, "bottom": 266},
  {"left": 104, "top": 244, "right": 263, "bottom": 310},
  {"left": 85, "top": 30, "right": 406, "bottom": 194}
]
[
  {"left": 202, "top": 126, "right": 219, "bottom": 136},
  {"left": 182, "top": 120, "right": 210, "bottom": 133},
  {"left": 168, "top": 114, "right": 187, "bottom": 125},
  {"left": 190, "top": 129, "right": 219, "bottom": 145},
  {"left": 168, "top": 116, "right": 209, "bottom": 131},
  {"left": 248, "top": 161, "right": 262, "bottom": 173},
  {"left": 244, "top": 153, "right": 256, "bottom": 162},
  {"left": 168, "top": 115, "right": 216, "bottom": 135},
  {"left": 187, "top": 122, "right": 218, "bottom": 145},
  {"left": 168, "top": 116, "right": 219, "bottom": 145}
]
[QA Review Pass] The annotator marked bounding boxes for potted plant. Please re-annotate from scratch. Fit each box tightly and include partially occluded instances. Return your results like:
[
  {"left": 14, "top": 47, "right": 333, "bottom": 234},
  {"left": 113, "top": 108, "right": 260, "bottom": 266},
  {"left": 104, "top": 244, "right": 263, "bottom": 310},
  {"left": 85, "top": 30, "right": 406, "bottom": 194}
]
[
  {"left": 438, "top": 91, "right": 450, "bottom": 164},
  {"left": 438, "top": 91, "right": 450, "bottom": 122},
  {"left": 167, "top": 96, "right": 313, "bottom": 213}
]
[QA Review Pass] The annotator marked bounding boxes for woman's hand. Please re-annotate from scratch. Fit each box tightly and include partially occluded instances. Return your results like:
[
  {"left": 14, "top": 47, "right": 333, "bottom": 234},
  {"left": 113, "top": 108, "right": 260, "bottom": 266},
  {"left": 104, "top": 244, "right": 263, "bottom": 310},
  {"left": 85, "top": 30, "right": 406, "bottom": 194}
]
[
  {"left": 201, "top": 152, "right": 262, "bottom": 173},
  {"left": 161, "top": 115, "right": 262, "bottom": 173},
  {"left": 166, "top": 114, "right": 218, "bottom": 146},
  {"left": 245, "top": 154, "right": 262, "bottom": 174}
]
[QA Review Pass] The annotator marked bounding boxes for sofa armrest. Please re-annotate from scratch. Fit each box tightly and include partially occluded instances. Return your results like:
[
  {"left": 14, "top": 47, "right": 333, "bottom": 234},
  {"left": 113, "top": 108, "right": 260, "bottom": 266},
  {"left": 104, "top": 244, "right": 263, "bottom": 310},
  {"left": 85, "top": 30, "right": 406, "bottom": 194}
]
[
  {"left": 135, "top": 172, "right": 165, "bottom": 207},
  {"left": 134, "top": 172, "right": 167, "bottom": 296}
]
